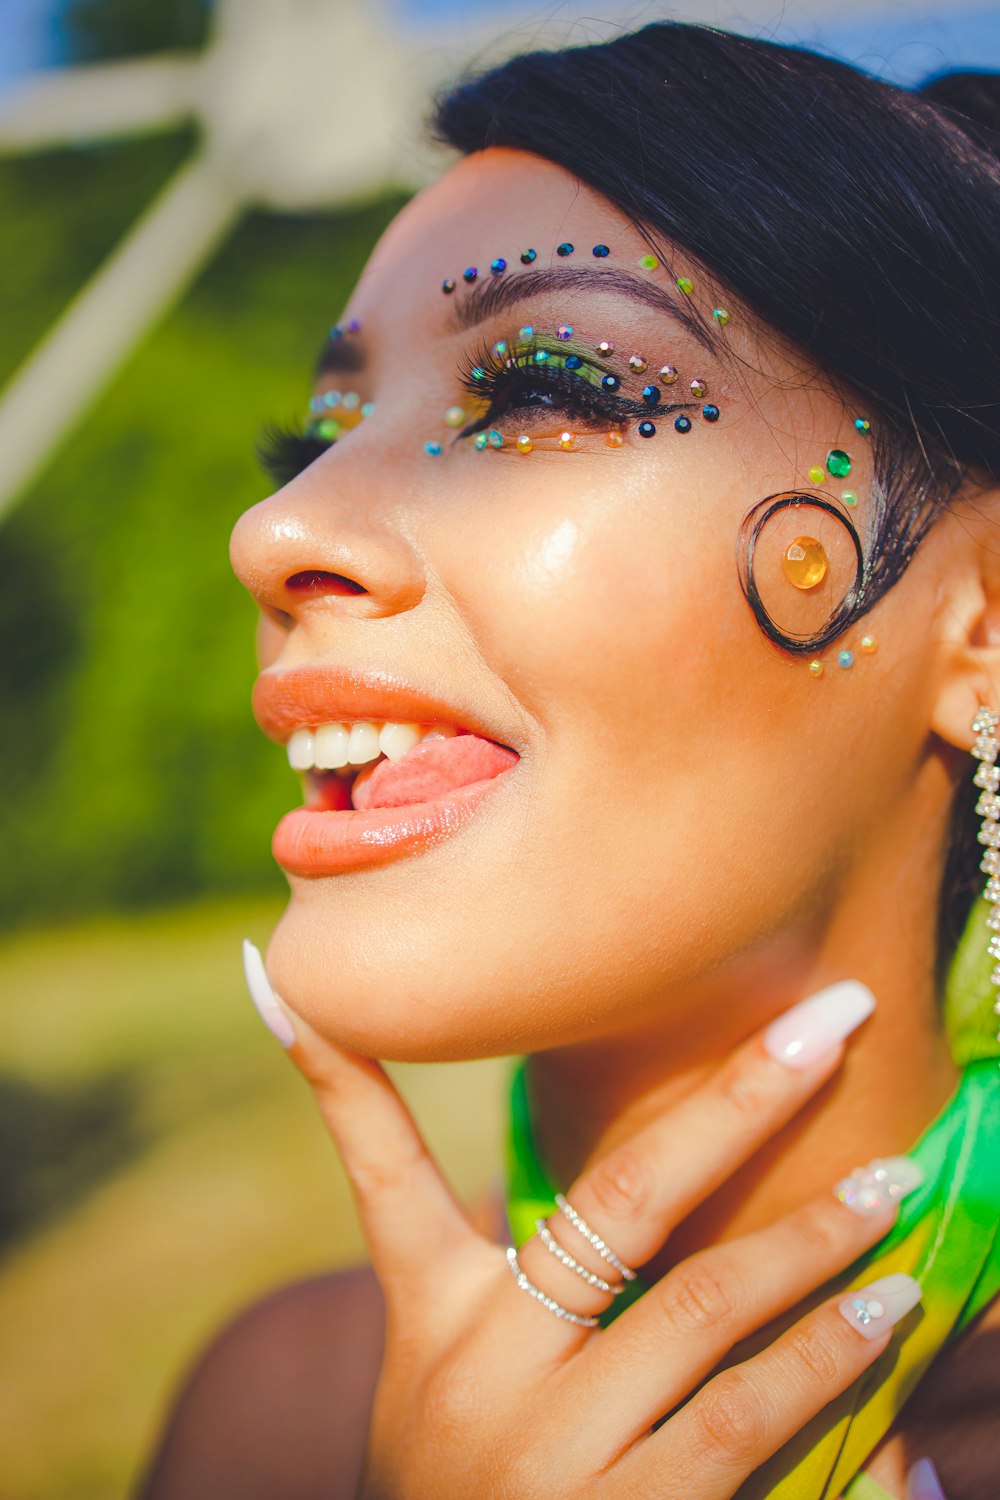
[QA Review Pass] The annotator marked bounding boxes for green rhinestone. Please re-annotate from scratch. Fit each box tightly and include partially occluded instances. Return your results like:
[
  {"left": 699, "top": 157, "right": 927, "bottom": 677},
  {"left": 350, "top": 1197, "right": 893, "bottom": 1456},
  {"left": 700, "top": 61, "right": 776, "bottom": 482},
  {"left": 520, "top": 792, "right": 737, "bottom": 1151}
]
[
  {"left": 712, "top": 307, "right": 730, "bottom": 325},
  {"left": 473, "top": 432, "right": 488, "bottom": 450},
  {"left": 842, "top": 490, "right": 858, "bottom": 506},
  {"left": 638, "top": 253, "right": 659, "bottom": 271},
  {"left": 316, "top": 418, "right": 340, "bottom": 440},
  {"left": 808, "top": 465, "right": 825, "bottom": 485},
  {"left": 677, "top": 276, "right": 693, "bottom": 294},
  {"left": 827, "top": 448, "right": 852, "bottom": 478}
]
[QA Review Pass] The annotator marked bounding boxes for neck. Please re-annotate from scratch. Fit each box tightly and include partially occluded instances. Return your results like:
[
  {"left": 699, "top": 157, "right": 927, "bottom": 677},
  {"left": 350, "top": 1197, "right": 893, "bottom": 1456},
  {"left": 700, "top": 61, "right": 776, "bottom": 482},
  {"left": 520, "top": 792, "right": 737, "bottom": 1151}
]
[{"left": 527, "top": 777, "right": 960, "bottom": 1276}]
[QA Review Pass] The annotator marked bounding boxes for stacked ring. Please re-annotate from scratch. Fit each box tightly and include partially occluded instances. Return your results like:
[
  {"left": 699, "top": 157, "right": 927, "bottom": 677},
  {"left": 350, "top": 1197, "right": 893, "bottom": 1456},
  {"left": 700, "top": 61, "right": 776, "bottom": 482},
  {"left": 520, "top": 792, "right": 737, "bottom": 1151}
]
[{"left": 506, "top": 1193, "right": 637, "bottom": 1327}]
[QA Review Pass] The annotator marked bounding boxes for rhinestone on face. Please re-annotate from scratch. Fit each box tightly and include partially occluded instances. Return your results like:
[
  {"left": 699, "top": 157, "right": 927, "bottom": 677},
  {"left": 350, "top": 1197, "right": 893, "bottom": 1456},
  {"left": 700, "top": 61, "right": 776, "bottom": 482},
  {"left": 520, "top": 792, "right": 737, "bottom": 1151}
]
[
  {"left": 494, "top": 341, "right": 508, "bottom": 357},
  {"left": 490, "top": 258, "right": 506, "bottom": 275},
  {"left": 838, "top": 650, "right": 855, "bottom": 669},
  {"left": 595, "top": 340, "right": 614, "bottom": 355},
  {"left": 677, "top": 276, "right": 693, "bottom": 294},
  {"left": 441, "top": 277, "right": 456, "bottom": 294},
  {"left": 556, "top": 325, "right": 573, "bottom": 340},
  {"left": 809, "top": 465, "right": 825, "bottom": 485},
  {"left": 463, "top": 266, "right": 478, "bottom": 283},
  {"left": 564, "top": 354, "right": 582, "bottom": 370},
  {"left": 855, "top": 418, "right": 871, "bottom": 434},
  {"left": 520, "top": 248, "right": 537, "bottom": 264},
  {"left": 842, "top": 490, "right": 858, "bottom": 506},
  {"left": 782, "top": 536, "right": 828, "bottom": 591},
  {"left": 638, "top": 420, "right": 656, "bottom": 438},
  {"left": 519, "top": 325, "right": 534, "bottom": 340},
  {"left": 424, "top": 440, "right": 442, "bottom": 456},
  {"left": 642, "top": 384, "right": 660, "bottom": 406},
  {"left": 470, "top": 367, "right": 485, "bottom": 382},
  {"left": 473, "top": 432, "right": 488, "bottom": 450},
  {"left": 809, "top": 660, "right": 824, "bottom": 678},
  {"left": 602, "top": 374, "right": 621, "bottom": 392},
  {"left": 690, "top": 378, "right": 707, "bottom": 397},
  {"left": 703, "top": 404, "right": 720, "bottom": 422},
  {"left": 558, "top": 431, "right": 575, "bottom": 450},
  {"left": 638, "top": 253, "right": 659, "bottom": 270},
  {"left": 556, "top": 242, "right": 574, "bottom": 257},
  {"left": 659, "top": 365, "right": 678, "bottom": 383},
  {"left": 592, "top": 243, "right": 610, "bottom": 257},
  {"left": 860, "top": 635, "right": 877, "bottom": 653},
  {"left": 516, "top": 434, "right": 533, "bottom": 454},
  {"left": 713, "top": 307, "right": 731, "bottom": 325},
  {"left": 606, "top": 430, "right": 624, "bottom": 448},
  {"left": 827, "top": 448, "right": 852, "bottom": 477},
  {"left": 534, "top": 349, "right": 550, "bottom": 363},
  {"left": 674, "top": 415, "right": 692, "bottom": 433},
  {"left": 488, "top": 429, "right": 503, "bottom": 449},
  {"left": 628, "top": 354, "right": 648, "bottom": 373},
  {"left": 342, "top": 392, "right": 360, "bottom": 410}
]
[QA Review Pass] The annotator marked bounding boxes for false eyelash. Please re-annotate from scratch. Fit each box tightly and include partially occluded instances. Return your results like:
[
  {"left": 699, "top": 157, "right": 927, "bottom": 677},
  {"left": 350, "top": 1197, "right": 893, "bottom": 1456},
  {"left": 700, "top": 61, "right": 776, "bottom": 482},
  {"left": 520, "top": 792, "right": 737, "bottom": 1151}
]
[
  {"left": 256, "top": 421, "right": 333, "bottom": 486},
  {"left": 456, "top": 338, "right": 692, "bottom": 438}
]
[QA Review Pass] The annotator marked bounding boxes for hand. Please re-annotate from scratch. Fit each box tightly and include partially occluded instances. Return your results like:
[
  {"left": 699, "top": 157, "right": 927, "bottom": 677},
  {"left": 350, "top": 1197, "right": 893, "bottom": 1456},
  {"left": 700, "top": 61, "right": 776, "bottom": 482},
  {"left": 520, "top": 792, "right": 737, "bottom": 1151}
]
[{"left": 243, "top": 947, "right": 921, "bottom": 1500}]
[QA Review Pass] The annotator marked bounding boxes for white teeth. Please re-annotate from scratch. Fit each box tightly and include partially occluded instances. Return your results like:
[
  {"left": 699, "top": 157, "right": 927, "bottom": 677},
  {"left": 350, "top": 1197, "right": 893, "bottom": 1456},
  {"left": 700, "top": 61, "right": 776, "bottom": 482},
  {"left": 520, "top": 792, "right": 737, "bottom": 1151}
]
[
  {"left": 287, "top": 729, "right": 314, "bottom": 771},
  {"left": 379, "top": 722, "right": 422, "bottom": 762},
  {"left": 313, "top": 723, "right": 350, "bottom": 769},
  {"left": 347, "top": 721, "right": 381, "bottom": 765}
]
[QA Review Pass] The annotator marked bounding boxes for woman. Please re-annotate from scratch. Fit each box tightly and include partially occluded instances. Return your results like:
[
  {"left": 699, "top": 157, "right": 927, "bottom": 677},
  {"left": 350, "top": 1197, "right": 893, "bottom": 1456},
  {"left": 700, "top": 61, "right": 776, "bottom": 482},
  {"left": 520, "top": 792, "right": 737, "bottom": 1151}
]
[{"left": 137, "top": 22, "right": 1000, "bottom": 1500}]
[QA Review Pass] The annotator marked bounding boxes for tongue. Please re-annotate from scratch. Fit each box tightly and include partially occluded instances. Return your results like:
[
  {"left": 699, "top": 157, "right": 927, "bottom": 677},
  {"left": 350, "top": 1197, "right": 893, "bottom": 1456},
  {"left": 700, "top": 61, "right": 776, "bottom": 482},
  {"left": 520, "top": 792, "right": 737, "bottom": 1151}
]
[{"left": 351, "top": 734, "right": 517, "bottom": 811}]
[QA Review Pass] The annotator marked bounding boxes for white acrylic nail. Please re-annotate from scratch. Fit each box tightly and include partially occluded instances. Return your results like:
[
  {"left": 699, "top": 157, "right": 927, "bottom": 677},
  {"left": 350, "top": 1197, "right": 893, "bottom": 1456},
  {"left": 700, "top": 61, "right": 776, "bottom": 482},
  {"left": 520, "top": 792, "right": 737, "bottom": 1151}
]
[
  {"left": 764, "top": 980, "right": 876, "bottom": 1069},
  {"left": 838, "top": 1272, "right": 921, "bottom": 1340},
  {"left": 834, "top": 1155, "right": 925, "bottom": 1217},
  {"left": 907, "top": 1457, "right": 948, "bottom": 1500},
  {"left": 242, "top": 939, "right": 296, "bottom": 1049}
]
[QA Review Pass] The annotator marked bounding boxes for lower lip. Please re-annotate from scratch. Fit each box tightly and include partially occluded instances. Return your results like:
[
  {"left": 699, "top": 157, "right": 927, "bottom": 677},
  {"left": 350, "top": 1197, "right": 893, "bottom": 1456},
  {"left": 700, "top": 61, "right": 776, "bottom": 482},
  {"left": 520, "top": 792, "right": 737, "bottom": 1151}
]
[{"left": 272, "top": 773, "right": 513, "bottom": 876}]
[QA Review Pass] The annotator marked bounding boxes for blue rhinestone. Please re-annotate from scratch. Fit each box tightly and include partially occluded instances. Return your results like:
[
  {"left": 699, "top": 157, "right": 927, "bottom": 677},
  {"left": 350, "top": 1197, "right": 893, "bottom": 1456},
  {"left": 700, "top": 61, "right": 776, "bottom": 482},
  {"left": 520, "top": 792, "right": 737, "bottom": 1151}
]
[
  {"left": 424, "top": 440, "right": 443, "bottom": 456},
  {"left": 520, "top": 248, "right": 537, "bottom": 264},
  {"left": 534, "top": 349, "right": 550, "bottom": 363},
  {"left": 838, "top": 650, "right": 854, "bottom": 669},
  {"left": 463, "top": 266, "right": 478, "bottom": 283},
  {"left": 470, "top": 367, "right": 485, "bottom": 381},
  {"left": 473, "top": 432, "right": 488, "bottom": 450},
  {"left": 638, "top": 421, "right": 656, "bottom": 438},
  {"left": 488, "top": 429, "right": 504, "bottom": 449},
  {"left": 518, "top": 325, "right": 534, "bottom": 340},
  {"left": 642, "top": 385, "right": 660, "bottom": 406},
  {"left": 564, "top": 354, "right": 582, "bottom": 370},
  {"left": 361, "top": 401, "right": 375, "bottom": 418},
  {"left": 601, "top": 374, "right": 620, "bottom": 392},
  {"left": 703, "top": 404, "right": 720, "bottom": 422},
  {"left": 592, "top": 244, "right": 610, "bottom": 257},
  {"left": 441, "top": 278, "right": 456, "bottom": 294},
  {"left": 490, "top": 258, "right": 506, "bottom": 275},
  {"left": 674, "top": 415, "right": 692, "bottom": 433},
  {"left": 308, "top": 395, "right": 324, "bottom": 414},
  {"left": 556, "top": 242, "right": 574, "bottom": 257},
  {"left": 347, "top": 318, "right": 361, "bottom": 333},
  {"left": 322, "top": 390, "right": 341, "bottom": 408}
]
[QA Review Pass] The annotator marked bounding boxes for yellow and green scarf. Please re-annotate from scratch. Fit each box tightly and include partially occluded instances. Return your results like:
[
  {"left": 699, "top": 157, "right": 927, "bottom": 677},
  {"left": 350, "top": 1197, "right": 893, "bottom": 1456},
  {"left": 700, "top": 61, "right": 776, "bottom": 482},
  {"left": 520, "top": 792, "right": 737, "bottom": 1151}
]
[{"left": 504, "top": 899, "right": 1000, "bottom": 1498}]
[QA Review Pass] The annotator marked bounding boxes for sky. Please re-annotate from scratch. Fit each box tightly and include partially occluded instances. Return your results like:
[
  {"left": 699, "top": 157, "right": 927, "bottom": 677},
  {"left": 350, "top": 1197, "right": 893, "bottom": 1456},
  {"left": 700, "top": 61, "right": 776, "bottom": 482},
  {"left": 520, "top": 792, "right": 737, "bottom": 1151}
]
[{"left": 0, "top": 0, "right": 998, "bottom": 93}]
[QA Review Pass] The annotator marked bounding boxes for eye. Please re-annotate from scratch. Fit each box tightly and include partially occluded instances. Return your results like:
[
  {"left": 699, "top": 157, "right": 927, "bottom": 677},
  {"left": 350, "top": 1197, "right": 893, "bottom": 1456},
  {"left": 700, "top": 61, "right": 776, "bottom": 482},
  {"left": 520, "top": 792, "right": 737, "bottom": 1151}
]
[
  {"left": 256, "top": 421, "right": 334, "bottom": 487},
  {"left": 457, "top": 338, "right": 691, "bottom": 439}
]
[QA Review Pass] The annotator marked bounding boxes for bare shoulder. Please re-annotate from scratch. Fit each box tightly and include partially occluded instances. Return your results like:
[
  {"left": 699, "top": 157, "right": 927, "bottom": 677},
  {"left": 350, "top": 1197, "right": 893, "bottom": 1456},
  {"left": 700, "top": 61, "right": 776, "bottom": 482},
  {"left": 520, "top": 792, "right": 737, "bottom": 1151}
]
[
  {"left": 133, "top": 1264, "right": 385, "bottom": 1500},
  {"left": 863, "top": 1296, "right": 1000, "bottom": 1499}
]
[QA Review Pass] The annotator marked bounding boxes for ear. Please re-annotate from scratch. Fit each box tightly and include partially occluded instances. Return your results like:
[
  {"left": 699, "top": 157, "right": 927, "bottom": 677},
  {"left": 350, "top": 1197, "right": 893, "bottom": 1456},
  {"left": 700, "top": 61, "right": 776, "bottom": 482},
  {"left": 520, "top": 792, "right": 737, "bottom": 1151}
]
[{"left": 929, "top": 490, "right": 1000, "bottom": 753}]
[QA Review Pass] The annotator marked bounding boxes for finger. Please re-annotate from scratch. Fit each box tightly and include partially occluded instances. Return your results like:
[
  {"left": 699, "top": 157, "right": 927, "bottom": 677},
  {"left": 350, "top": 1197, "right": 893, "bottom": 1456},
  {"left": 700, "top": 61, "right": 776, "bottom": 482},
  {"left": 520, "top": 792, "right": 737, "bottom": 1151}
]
[
  {"left": 627, "top": 1271, "right": 922, "bottom": 1499},
  {"left": 907, "top": 1458, "right": 948, "bottom": 1500},
  {"left": 556, "top": 1156, "right": 923, "bottom": 1462},
  {"left": 242, "top": 940, "right": 473, "bottom": 1289},
  {"left": 516, "top": 981, "right": 875, "bottom": 1332}
]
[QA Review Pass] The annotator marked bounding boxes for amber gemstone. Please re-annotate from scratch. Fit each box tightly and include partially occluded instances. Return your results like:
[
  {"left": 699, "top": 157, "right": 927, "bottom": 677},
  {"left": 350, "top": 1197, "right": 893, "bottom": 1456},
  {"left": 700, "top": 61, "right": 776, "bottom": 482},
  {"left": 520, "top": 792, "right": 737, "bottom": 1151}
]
[{"left": 782, "top": 536, "right": 828, "bottom": 590}]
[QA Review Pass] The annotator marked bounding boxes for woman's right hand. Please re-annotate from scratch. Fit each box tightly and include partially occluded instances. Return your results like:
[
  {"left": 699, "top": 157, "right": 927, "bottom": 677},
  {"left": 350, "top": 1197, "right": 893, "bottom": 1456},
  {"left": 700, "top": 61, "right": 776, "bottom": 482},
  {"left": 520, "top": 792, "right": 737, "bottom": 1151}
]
[{"left": 245, "top": 952, "right": 922, "bottom": 1500}]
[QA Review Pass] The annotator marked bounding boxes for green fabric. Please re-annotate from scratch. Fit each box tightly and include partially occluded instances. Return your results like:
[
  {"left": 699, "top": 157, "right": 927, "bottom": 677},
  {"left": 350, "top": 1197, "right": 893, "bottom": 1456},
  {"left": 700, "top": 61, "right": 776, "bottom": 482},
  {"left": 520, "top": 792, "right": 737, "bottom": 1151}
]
[{"left": 504, "top": 896, "right": 1000, "bottom": 1498}]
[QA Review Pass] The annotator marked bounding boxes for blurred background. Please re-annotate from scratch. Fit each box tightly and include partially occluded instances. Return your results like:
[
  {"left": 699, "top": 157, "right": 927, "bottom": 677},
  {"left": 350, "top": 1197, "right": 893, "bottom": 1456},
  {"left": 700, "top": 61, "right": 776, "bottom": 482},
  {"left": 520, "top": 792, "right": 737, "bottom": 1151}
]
[{"left": 1, "top": 1, "right": 998, "bottom": 1495}]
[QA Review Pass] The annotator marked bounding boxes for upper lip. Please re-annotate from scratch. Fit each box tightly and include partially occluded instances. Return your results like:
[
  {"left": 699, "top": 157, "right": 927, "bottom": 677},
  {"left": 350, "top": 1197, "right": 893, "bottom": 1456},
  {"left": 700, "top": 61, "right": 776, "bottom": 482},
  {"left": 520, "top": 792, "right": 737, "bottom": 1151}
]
[{"left": 252, "top": 665, "right": 516, "bottom": 749}]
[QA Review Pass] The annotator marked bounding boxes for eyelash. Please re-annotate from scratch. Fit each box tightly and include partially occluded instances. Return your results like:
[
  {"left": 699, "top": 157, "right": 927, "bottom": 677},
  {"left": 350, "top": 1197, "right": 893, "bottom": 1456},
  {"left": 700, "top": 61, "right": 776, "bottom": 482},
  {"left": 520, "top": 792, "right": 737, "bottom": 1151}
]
[{"left": 256, "top": 421, "right": 332, "bottom": 487}]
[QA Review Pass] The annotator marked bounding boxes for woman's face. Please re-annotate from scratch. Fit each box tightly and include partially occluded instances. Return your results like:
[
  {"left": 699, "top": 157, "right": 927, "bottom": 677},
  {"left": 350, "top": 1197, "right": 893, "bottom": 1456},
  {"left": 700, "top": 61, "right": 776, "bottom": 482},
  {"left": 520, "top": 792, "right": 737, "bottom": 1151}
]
[{"left": 230, "top": 148, "right": 955, "bottom": 1061}]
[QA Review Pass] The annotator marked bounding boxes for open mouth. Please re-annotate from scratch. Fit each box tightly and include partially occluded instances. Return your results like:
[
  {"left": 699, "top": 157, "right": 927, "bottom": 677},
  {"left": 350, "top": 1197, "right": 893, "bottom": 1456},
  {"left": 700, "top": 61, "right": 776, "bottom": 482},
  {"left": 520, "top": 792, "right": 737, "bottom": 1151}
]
[{"left": 285, "top": 720, "right": 519, "bottom": 814}]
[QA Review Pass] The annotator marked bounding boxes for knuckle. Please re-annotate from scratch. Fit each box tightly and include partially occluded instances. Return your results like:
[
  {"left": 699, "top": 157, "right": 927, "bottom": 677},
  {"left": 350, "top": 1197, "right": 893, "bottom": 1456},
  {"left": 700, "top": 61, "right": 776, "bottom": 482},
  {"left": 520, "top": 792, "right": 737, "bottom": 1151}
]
[
  {"left": 786, "top": 1201, "right": 843, "bottom": 1261},
  {"left": 783, "top": 1320, "right": 844, "bottom": 1386},
  {"left": 692, "top": 1370, "right": 770, "bottom": 1462},
  {"left": 713, "top": 1055, "right": 771, "bottom": 1118},
  {"left": 656, "top": 1254, "right": 738, "bottom": 1334},
  {"left": 584, "top": 1145, "right": 655, "bottom": 1223}
]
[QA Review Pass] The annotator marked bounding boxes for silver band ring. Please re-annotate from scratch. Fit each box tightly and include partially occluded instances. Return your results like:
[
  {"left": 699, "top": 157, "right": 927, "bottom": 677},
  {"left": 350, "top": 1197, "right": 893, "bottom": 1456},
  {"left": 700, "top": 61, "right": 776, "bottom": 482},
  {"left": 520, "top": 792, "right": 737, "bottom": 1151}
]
[
  {"left": 506, "top": 1246, "right": 600, "bottom": 1328},
  {"left": 535, "top": 1219, "right": 624, "bottom": 1294},
  {"left": 555, "top": 1193, "right": 638, "bottom": 1282}
]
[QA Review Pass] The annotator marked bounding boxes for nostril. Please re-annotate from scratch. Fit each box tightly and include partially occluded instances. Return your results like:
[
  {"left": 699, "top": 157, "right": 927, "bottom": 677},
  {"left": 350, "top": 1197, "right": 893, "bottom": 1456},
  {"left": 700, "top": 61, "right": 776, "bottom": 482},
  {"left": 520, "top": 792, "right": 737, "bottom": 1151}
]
[{"left": 286, "top": 570, "right": 367, "bottom": 596}]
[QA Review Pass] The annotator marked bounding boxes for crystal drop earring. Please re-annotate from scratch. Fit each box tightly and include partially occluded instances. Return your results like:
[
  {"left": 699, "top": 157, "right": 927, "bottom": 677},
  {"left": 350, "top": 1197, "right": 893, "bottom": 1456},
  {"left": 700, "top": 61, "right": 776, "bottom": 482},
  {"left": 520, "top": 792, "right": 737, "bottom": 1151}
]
[{"left": 971, "top": 705, "right": 1000, "bottom": 1046}]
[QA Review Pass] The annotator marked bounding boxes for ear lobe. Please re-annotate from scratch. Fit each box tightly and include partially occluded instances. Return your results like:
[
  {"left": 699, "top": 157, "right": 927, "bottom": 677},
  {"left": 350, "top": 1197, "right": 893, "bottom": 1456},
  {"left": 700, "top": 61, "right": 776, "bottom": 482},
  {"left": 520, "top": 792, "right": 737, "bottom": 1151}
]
[{"left": 930, "top": 498, "right": 1000, "bottom": 753}]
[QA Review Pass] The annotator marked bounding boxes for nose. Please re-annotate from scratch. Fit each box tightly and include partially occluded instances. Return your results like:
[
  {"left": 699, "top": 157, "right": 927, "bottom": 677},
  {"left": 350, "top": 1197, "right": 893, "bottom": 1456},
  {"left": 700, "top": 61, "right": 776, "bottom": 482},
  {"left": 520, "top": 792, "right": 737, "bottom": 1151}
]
[{"left": 230, "top": 462, "right": 426, "bottom": 624}]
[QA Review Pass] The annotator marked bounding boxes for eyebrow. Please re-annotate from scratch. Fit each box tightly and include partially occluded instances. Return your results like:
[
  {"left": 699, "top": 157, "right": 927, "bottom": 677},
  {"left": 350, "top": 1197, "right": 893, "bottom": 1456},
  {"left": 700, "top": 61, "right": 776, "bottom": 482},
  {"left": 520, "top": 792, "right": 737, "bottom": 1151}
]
[{"left": 448, "top": 266, "right": 718, "bottom": 355}]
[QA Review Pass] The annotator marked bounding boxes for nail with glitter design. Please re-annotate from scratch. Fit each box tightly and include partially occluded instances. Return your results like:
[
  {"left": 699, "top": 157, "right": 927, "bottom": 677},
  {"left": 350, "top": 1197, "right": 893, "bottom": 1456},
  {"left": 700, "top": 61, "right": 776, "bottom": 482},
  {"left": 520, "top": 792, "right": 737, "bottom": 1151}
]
[
  {"left": 906, "top": 1458, "right": 948, "bottom": 1500},
  {"left": 763, "top": 980, "right": 875, "bottom": 1068},
  {"left": 834, "top": 1156, "right": 924, "bottom": 1216},
  {"left": 242, "top": 939, "right": 296, "bottom": 1049},
  {"left": 838, "top": 1272, "right": 921, "bottom": 1340}
]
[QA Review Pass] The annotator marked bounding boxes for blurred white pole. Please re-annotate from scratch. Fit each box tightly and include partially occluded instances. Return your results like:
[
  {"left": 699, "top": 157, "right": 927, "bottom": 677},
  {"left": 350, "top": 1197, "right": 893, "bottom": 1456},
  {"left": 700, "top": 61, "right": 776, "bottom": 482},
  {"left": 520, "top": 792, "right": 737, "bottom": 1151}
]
[
  {"left": 0, "top": 55, "right": 200, "bottom": 153},
  {"left": 0, "top": 151, "right": 242, "bottom": 520}
]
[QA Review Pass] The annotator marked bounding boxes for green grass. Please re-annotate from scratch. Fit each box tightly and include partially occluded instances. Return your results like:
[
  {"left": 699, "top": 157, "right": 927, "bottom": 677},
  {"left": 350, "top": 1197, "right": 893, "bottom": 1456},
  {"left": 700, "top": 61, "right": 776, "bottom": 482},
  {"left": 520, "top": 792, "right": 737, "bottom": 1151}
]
[{"left": 0, "top": 897, "right": 508, "bottom": 1500}]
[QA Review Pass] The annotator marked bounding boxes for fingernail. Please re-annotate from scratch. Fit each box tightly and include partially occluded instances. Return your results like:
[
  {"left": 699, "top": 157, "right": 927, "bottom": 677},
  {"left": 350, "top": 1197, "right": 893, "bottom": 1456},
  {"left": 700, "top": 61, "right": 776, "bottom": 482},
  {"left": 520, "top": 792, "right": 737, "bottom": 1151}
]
[
  {"left": 838, "top": 1272, "right": 921, "bottom": 1340},
  {"left": 764, "top": 980, "right": 876, "bottom": 1069},
  {"left": 907, "top": 1457, "right": 947, "bottom": 1500},
  {"left": 242, "top": 939, "right": 296, "bottom": 1049},
  {"left": 834, "top": 1155, "right": 925, "bottom": 1217}
]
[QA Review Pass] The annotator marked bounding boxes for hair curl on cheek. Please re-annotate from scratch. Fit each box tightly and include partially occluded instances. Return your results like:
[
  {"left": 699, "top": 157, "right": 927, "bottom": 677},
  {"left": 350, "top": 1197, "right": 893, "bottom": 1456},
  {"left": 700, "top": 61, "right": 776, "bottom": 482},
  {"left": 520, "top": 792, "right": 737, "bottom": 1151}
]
[{"left": 736, "top": 492, "right": 867, "bottom": 654}]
